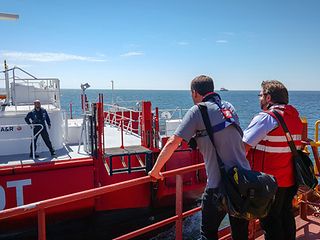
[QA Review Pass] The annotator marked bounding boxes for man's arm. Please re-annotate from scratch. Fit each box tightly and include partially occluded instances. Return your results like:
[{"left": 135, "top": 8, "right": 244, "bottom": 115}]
[
  {"left": 243, "top": 113, "right": 278, "bottom": 148},
  {"left": 25, "top": 112, "right": 31, "bottom": 125},
  {"left": 244, "top": 142, "right": 252, "bottom": 155},
  {"left": 148, "top": 135, "right": 183, "bottom": 180},
  {"left": 44, "top": 109, "right": 51, "bottom": 128}
]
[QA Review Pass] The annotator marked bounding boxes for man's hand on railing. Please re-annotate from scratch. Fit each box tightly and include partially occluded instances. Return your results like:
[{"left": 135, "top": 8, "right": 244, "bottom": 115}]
[{"left": 148, "top": 169, "right": 164, "bottom": 182}]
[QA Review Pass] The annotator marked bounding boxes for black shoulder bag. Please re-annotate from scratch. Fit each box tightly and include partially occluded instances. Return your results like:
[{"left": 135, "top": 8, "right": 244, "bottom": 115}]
[
  {"left": 271, "top": 110, "right": 318, "bottom": 190},
  {"left": 198, "top": 103, "right": 278, "bottom": 219},
  {"left": 198, "top": 103, "right": 278, "bottom": 220}
]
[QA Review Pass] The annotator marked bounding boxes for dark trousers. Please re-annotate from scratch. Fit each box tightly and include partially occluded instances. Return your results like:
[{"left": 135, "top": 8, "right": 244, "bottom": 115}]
[
  {"left": 30, "top": 126, "right": 54, "bottom": 154},
  {"left": 201, "top": 188, "right": 249, "bottom": 240},
  {"left": 260, "top": 185, "right": 297, "bottom": 240}
]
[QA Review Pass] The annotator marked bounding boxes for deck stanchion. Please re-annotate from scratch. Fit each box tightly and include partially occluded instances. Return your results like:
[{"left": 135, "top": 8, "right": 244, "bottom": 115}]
[
  {"left": 175, "top": 174, "right": 183, "bottom": 240},
  {"left": 310, "top": 143, "right": 320, "bottom": 176},
  {"left": 38, "top": 209, "right": 46, "bottom": 240},
  {"left": 141, "top": 101, "right": 153, "bottom": 148},
  {"left": 31, "top": 125, "right": 35, "bottom": 159},
  {"left": 154, "top": 107, "right": 160, "bottom": 149},
  {"left": 120, "top": 119, "right": 124, "bottom": 149},
  {"left": 97, "top": 100, "right": 104, "bottom": 158},
  {"left": 315, "top": 120, "right": 320, "bottom": 143},
  {"left": 30, "top": 124, "right": 43, "bottom": 159},
  {"left": 69, "top": 102, "right": 73, "bottom": 119},
  {"left": 300, "top": 193, "right": 308, "bottom": 220}
]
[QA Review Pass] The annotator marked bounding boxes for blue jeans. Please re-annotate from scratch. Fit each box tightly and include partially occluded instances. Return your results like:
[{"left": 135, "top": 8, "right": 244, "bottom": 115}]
[{"left": 201, "top": 188, "right": 248, "bottom": 240}]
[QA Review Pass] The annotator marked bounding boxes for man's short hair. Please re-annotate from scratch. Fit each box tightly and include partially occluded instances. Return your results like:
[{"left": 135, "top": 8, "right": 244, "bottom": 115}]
[
  {"left": 261, "top": 80, "right": 289, "bottom": 104},
  {"left": 190, "top": 75, "right": 214, "bottom": 96},
  {"left": 34, "top": 99, "right": 41, "bottom": 103}
]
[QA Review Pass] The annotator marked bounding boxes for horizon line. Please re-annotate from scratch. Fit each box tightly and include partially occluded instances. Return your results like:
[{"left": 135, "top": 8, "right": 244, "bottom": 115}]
[{"left": 60, "top": 88, "right": 319, "bottom": 91}]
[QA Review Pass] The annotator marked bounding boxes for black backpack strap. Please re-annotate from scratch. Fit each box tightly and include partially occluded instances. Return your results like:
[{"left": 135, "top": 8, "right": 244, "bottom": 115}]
[
  {"left": 270, "top": 110, "right": 299, "bottom": 157},
  {"left": 198, "top": 102, "right": 225, "bottom": 169},
  {"left": 198, "top": 102, "right": 247, "bottom": 213}
]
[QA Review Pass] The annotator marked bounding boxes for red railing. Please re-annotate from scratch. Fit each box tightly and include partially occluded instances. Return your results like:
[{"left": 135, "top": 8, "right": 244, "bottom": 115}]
[
  {"left": 1, "top": 162, "right": 318, "bottom": 239},
  {"left": 0, "top": 163, "right": 205, "bottom": 240}
]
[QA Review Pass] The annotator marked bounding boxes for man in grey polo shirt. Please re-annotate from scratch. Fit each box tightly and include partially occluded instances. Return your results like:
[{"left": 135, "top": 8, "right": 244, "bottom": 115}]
[{"left": 149, "top": 75, "right": 250, "bottom": 240}]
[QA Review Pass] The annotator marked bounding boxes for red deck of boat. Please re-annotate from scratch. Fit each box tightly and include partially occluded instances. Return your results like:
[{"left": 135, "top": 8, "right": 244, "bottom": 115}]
[
  {"left": 254, "top": 215, "right": 320, "bottom": 239},
  {"left": 295, "top": 215, "right": 320, "bottom": 239}
]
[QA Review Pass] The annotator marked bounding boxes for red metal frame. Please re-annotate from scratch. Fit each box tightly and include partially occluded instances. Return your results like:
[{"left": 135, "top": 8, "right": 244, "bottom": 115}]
[
  {"left": 97, "top": 94, "right": 105, "bottom": 157},
  {"left": 1, "top": 160, "right": 319, "bottom": 239},
  {"left": 141, "top": 101, "right": 153, "bottom": 149},
  {"left": 2, "top": 104, "right": 319, "bottom": 239},
  {"left": 0, "top": 163, "right": 204, "bottom": 240},
  {"left": 175, "top": 174, "right": 183, "bottom": 240}
]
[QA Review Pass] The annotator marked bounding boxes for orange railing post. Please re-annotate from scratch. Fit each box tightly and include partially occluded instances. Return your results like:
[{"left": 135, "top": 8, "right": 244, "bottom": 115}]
[
  {"left": 38, "top": 209, "right": 46, "bottom": 240},
  {"left": 154, "top": 107, "right": 160, "bottom": 149},
  {"left": 300, "top": 193, "right": 308, "bottom": 220},
  {"left": 175, "top": 174, "right": 183, "bottom": 240},
  {"left": 120, "top": 119, "right": 124, "bottom": 149},
  {"left": 141, "top": 101, "right": 153, "bottom": 148},
  {"left": 311, "top": 143, "right": 320, "bottom": 176}
]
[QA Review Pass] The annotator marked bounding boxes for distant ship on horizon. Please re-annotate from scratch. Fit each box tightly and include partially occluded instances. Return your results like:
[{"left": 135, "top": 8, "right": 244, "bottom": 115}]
[{"left": 220, "top": 87, "right": 229, "bottom": 91}]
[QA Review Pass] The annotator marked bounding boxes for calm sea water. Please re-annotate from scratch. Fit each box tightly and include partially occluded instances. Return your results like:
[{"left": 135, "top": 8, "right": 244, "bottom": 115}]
[{"left": 61, "top": 89, "right": 320, "bottom": 138}]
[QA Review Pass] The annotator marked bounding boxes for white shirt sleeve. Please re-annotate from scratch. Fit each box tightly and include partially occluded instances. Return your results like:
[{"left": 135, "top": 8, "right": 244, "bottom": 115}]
[{"left": 243, "top": 112, "right": 278, "bottom": 147}]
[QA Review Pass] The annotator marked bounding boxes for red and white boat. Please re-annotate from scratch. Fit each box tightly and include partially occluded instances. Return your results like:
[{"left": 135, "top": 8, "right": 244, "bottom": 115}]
[
  {"left": 1, "top": 62, "right": 320, "bottom": 239},
  {"left": 0, "top": 62, "right": 206, "bottom": 239}
]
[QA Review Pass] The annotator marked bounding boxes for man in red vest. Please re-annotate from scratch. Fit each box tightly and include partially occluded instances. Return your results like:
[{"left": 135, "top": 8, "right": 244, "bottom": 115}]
[{"left": 243, "top": 80, "right": 303, "bottom": 240}]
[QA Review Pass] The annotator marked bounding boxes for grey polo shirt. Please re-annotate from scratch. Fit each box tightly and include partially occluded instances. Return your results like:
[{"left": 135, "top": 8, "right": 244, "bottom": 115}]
[{"left": 174, "top": 101, "right": 251, "bottom": 188}]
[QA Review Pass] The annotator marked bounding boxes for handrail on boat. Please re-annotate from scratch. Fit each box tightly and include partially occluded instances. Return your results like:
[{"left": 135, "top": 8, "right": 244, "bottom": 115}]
[
  {"left": 157, "top": 107, "right": 189, "bottom": 120},
  {"left": 0, "top": 123, "right": 43, "bottom": 159},
  {"left": 107, "top": 112, "right": 140, "bottom": 138},
  {"left": 107, "top": 112, "right": 139, "bottom": 122},
  {"left": 7, "top": 66, "right": 38, "bottom": 79},
  {"left": 315, "top": 120, "right": 320, "bottom": 146},
  {"left": 105, "top": 104, "right": 141, "bottom": 137},
  {"left": 0, "top": 163, "right": 205, "bottom": 240},
  {"left": 1, "top": 65, "right": 61, "bottom": 109},
  {"left": 104, "top": 103, "right": 141, "bottom": 113}
]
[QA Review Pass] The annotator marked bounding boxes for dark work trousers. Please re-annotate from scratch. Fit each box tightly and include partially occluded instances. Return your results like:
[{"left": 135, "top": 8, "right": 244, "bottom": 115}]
[
  {"left": 30, "top": 125, "right": 54, "bottom": 155},
  {"left": 201, "top": 188, "right": 249, "bottom": 240},
  {"left": 260, "top": 185, "right": 297, "bottom": 240}
]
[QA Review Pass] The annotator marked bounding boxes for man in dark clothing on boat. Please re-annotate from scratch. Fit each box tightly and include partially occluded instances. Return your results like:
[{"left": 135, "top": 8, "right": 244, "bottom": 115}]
[
  {"left": 25, "top": 100, "right": 56, "bottom": 158},
  {"left": 243, "top": 80, "right": 303, "bottom": 240},
  {"left": 149, "top": 75, "right": 250, "bottom": 240}
]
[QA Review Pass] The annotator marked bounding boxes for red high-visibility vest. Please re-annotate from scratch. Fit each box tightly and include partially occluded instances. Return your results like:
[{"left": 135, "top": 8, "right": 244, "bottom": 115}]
[{"left": 247, "top": 105, "right": 303, "bottom": 187}]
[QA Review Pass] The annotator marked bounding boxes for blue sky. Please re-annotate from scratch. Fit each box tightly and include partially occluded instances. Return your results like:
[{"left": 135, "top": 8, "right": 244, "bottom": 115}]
[{"left": 1, "top": 0, "right": 320, "bottom": 90}]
